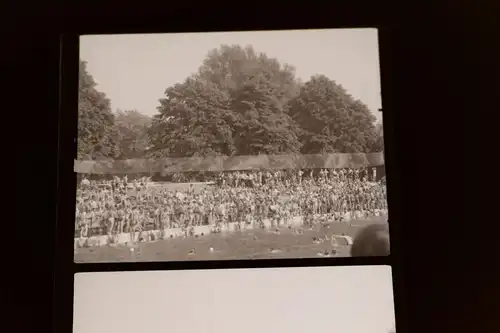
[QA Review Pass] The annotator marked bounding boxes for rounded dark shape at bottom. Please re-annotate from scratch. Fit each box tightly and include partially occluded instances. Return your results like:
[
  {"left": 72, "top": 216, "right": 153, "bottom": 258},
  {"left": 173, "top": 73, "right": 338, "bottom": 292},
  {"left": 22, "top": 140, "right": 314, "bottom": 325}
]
[{"left": 350, "top": 223, "right": 390, "bottom": 257}]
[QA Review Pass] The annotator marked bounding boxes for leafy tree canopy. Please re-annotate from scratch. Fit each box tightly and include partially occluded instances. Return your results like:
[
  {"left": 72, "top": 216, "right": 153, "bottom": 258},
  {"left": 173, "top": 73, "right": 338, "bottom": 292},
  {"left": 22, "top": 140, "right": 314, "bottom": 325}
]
[
  {"left": 79, "top": 45, "right": 383, "bottom": 164},
  {"left": 148, "top": 77, "right": 235, "bottom": 158},
  {"left": 78, "top": 60, "right": 120, "bottom": 160},
  {"left": 372, "top": 121, "right": 385, "bottom": 152},
  {"left": 148, "top": 45, "right": 303, "bottom": 158},
  {"left": 289, "top": 74, "right": 379, "bottom": 154},
  {"left": 113, "top": 109, "right": 152, "bottom": 159}
]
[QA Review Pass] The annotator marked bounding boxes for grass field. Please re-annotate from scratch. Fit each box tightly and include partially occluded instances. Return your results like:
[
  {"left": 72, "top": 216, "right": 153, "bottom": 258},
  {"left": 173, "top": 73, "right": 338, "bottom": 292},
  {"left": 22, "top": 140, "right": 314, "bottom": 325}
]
[{"left": 74, "top": 215, "right": 387, "bottom": 263}]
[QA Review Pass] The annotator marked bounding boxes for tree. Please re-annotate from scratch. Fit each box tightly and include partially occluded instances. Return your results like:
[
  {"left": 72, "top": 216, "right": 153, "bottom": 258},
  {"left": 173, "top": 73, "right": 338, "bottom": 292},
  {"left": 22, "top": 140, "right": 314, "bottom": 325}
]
[
  {"left": 289, "top": 74, "right": 379, "bottom": 154},
  {"left": 197, "top": 44, "right": 302, "bottom": 106},
  {"left": 148, "top": 44, "right": 303, "bottom": 158},
  {"left": 372, "top": 121, "right": 385, "bottom": 152},
  {"left": 229, "top": 73, "right": 302, "bottom": 155},
  {"left": 113, "top": 109, "right": 152, "bottom": 159},
  {"left": 147, "top": 77, "right": 236, "bottom": 158},
  {"left": 78, "top": 60, "right": 120, "bottom": 160}
]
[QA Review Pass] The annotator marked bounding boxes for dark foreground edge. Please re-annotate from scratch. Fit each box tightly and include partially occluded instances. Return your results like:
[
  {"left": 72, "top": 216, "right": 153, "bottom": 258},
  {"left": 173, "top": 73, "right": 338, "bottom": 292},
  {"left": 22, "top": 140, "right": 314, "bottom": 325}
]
[{"left": 75, "top": 255, "right": 391, "bottom": 273}]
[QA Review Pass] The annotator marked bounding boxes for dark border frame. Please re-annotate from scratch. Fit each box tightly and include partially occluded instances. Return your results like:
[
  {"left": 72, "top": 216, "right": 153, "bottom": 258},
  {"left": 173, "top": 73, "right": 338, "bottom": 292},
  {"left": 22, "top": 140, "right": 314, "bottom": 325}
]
[
  {"left": 55, "top": 23, "right": 406, "bottom": 333},
  {"left": 9, "top": 3, "right": 491, "bottom": 333}
]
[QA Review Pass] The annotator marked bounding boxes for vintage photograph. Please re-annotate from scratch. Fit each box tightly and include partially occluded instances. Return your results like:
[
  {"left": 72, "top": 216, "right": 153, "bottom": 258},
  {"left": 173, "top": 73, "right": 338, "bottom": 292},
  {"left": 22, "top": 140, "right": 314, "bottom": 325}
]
[
  {"left": 74, "top": 29, "right": 389, "bottom": 263},
  {"left": 73, "top": 266, "right": 396, "bottom": 333}
]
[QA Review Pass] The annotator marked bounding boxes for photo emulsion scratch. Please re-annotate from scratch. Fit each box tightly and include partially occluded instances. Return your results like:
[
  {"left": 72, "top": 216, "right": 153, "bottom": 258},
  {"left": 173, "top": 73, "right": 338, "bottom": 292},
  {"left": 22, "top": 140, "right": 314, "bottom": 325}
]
[{"left": 74, "top": 28, "right": 389, "bottom": 263}]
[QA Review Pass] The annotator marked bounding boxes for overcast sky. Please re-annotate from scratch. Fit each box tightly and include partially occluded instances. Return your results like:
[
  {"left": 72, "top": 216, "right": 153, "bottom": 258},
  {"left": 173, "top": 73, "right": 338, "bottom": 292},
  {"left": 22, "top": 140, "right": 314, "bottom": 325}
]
[
  {"left": 80, "top": 28, "right": 382, "bottom": 123},
  {"left": 74, "top": 265, "right": 395, "bottom": 333}
]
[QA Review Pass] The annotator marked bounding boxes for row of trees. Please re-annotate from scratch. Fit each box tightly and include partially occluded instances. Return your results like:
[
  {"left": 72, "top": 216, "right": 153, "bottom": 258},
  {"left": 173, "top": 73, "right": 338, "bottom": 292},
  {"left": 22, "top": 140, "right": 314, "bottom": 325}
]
[
  {"left": 77, "top": 44, "right": 384, "bottom": 161},
  {"left": 78, "top": 60, "right": 151, "bottom": 160}
]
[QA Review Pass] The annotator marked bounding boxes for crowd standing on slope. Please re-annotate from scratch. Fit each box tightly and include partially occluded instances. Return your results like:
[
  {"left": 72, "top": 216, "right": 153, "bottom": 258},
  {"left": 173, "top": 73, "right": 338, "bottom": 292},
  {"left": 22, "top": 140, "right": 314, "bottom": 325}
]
[{"left": 75, "top": 168, "right": 387, "bottom": 239}]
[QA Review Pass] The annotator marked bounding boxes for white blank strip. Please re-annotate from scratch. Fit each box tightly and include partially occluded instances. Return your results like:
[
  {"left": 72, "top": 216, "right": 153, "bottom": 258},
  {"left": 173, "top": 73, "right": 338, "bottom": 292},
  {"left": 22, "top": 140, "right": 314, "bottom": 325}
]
[{"left": 74, "top": 266, "right": 395, "bottom": 333}]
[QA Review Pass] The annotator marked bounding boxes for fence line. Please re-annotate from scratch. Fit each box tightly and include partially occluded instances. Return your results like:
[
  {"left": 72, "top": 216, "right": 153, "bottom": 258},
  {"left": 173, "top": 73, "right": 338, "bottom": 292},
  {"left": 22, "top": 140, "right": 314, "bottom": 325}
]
[{"left": 74, "top": 152, "right": 385, "bottom": 174}]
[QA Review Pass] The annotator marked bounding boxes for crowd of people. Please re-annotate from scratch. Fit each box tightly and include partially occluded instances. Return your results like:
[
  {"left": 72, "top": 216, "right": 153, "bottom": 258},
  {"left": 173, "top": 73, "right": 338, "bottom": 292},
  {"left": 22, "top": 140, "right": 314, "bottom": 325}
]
[{"left": 75, "top": 168, "right": 388, "bottom": 239}]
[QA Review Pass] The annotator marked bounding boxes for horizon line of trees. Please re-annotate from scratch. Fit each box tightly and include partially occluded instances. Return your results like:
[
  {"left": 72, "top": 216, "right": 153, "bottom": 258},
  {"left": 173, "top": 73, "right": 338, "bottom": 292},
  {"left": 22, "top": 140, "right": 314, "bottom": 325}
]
[{"left": 77, "top": 44, "right": 384, "bottom": 163}]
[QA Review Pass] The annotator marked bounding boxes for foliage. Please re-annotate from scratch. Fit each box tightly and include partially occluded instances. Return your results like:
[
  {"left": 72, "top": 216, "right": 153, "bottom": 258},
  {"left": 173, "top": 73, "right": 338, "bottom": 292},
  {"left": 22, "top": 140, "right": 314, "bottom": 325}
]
[
  {"left": 79, "top": 45, "right": 384, "bottom": 165},
  {"left": 289, "top": 74, "right": 380, "bottom": 154},
  {"left": 147, "top": 77, "right": 235, "bottom": 158},
  {"left": 197, "top": 44, "right": 302, "bottom": 104},
  {"left": 372, "top": 121, "right": 385, "bottom": 152},
  {"left": 113, "top": 109, "right": 152, "bottom": 159},
  {"left": 229, "top": 73, "right": 302, "bottom": 155},
  {"left": 148, "top": 45, "right": 303, "bottom": 158},
  {"left": 77, "top": 60, "right": 120, "bottom": 160}
]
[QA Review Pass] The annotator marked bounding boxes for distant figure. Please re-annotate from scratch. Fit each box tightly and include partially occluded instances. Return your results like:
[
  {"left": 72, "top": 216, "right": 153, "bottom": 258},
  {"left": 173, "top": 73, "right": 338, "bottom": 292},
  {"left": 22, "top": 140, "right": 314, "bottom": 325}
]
[
  {"left": 81, "top": 177, "right": 90, "bottom": 187},
  {"left": 350, "top": 223, "right": 390, "bottom": 257}
]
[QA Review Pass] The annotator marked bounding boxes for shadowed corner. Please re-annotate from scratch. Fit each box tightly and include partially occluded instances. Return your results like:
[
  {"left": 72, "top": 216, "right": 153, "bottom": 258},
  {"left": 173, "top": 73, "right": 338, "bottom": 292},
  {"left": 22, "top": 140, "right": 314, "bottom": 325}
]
[{"left": 350, "top": 222, "right": 390, "bottom": 257}]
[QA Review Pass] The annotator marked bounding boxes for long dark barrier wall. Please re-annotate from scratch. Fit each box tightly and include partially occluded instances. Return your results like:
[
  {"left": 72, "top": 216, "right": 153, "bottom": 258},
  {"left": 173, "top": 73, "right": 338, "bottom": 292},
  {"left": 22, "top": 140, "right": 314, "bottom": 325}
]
[{"left": 73, "top": 153, "right": 385, "bottom": 175}]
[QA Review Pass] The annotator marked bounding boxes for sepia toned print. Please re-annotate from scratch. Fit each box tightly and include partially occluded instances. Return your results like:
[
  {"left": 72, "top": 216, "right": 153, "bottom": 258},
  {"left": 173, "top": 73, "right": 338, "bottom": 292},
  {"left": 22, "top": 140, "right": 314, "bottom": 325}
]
[{"left": 74, "top": 29, "right": 389, "bottom": 263}]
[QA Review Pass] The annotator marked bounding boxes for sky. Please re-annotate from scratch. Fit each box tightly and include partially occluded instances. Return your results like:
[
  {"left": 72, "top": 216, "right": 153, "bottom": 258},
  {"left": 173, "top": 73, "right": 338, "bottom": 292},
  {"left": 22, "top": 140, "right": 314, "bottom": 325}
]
[
  {"left": 79, "top": 28, "right": 382, "bottom": 123},
  {"left": 73, "top": 265, "right": 395, "bottom": 333}
]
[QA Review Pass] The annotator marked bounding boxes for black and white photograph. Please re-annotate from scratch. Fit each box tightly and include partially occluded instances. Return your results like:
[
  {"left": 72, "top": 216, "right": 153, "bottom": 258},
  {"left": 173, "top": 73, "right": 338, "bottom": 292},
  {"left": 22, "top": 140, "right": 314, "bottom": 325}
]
[
  {"left": 73, "top": 266, "right": 396, "bottom": 333},
  {"left": 74, "top": 28, "right": 389, "bottom": 263}
]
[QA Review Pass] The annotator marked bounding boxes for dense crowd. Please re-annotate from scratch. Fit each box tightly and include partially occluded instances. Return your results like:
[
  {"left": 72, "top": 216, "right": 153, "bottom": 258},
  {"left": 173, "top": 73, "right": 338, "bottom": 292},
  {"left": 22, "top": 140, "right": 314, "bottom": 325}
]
[{"left": 75, "top": 168, "right": 387, "bottom": 238}]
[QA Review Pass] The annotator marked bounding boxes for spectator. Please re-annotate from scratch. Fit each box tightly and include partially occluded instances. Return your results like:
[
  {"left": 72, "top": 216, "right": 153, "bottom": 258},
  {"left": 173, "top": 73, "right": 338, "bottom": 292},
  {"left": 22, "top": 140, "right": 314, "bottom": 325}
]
[{"left": 75, "top": 169, "right": 388, "bottom": 239}]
